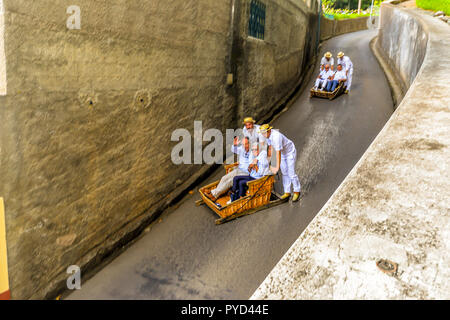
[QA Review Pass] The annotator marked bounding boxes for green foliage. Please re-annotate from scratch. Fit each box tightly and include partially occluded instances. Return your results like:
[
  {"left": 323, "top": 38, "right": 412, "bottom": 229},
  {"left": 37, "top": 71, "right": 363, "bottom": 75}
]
[
  {"left": 322, "top": 0, "right": 384, "bottom": 20},
  {"left": 323, "top": 5, "right": 380, "bottom": 20},
  {"left": 322, "top": 0, "right": 337, "bottom": 9},
  {"left": 416, "top": 0, "right": 450, "bottom": 15},
  {"left": 324, "top": 0, "right": 383, "bottom": 10}
]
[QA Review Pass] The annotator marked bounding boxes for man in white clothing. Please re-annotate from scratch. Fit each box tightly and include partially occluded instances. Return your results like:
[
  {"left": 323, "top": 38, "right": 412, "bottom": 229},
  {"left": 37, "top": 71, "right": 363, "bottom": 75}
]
[
  {"left": 314, "top": 64, "right": 334, "bottom": 91},
  {"left": 325, "top": 64, "right": 347, "bottom": 92},
  {"left": 229, "top": 142, "right": 271, "bottom": 202},
  {"left": 258, "top": 124, "right": 301, "bottom": 202},
  {"left": 208, "top": 136, "right": 251, "bottom": 200},
  {"left": 242, "top": 117, "right": 265, "bottom": 145},
  {"left": 337, "top": 51, "right": 353, "bottom": 93},
  {"left": 320, "top": 52, "right": 334, "bottom": 71}
]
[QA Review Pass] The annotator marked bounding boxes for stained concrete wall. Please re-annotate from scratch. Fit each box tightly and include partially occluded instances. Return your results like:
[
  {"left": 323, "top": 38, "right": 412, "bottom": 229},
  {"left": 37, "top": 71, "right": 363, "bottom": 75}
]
[
  {"left": 0, "top": 0, "right": 319, "bottom": 299},
  {"left": 378, "top": 3, "right": 428, "bottom": 88},
  {"left": 237, "top": 0, "right": 319, "bottom": 122},
  {"left": 253, "top": 2, "right": 450, "bottom": 299},
  {"left": 321, "top": 16, "right": 369, "bottom": 41}
]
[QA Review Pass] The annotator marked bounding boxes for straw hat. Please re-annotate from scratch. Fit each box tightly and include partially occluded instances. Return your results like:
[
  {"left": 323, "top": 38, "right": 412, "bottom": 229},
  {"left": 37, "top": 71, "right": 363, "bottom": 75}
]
[
  {"left": 243, "top": 117, "right": 256, "bottom": 124},
  {"left": 337, "top": 51, "right": 345, "bottom": 58},
  {"left": 324, "top": 52, "right": 332, "bottom": 58},
  {"left": 258, "top": 124, "right": 273, "bottom": 133}
]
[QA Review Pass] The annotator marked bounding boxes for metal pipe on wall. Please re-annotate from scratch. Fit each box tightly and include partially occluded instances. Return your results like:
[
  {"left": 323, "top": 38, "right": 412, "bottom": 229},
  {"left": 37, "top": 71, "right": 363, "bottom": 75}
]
[
  {"left": 316, "top": 0, "right": 322, "bottom": 54},
  {"left": 227, "top": 0, "right": 237, "bottom": 85}
]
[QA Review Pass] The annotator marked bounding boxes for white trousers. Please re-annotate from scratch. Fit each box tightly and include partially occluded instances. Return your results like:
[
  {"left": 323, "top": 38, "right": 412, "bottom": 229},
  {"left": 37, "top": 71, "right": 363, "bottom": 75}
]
[
  {"left": 314, "top": 78, "right": 327, "bottom": 89},
  {"left": 346, "top": 68, "right": 353, "bottom": 91},
  {"left": 211, "top": 167, "right": 247, "bottom": 198},
  {"left": 280, "top": 150, "right": 301, "bottom": 193}
]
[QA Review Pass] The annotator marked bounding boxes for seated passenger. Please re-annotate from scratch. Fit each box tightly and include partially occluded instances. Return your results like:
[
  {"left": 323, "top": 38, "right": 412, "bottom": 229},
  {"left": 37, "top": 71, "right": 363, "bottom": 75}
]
[
  {"left": 314, "top": 64, "right": 334, "bottom": 91},
  {"left": 325, "top": 64, "right": 347, "bottom": 92},
  {"left": 206, "top": 136, "right": 252, "bottom": 201},
  {"left": 229, "top": 142, "right": 270, "bottom": 202}
]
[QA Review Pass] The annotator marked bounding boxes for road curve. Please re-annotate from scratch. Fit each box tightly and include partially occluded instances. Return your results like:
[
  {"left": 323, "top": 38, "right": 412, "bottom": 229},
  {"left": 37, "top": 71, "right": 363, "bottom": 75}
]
[{"left": 67, "top": 29, "right": 393, "bottom": 300}]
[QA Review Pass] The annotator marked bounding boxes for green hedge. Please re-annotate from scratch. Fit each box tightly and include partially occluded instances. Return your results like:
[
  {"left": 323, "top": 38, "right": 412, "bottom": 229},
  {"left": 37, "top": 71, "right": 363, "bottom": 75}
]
[{"left": 416, "top": 0, "right": 450, "bottom": 15}]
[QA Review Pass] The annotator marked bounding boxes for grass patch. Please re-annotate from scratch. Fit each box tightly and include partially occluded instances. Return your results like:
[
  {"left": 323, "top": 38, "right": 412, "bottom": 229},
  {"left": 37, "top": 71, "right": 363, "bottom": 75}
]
[
  {"left": 416, "top": 0, "right": 450, "bottom": 15},
  {"left": 323, "top": 7, "right": 379, "bottom": 20}
]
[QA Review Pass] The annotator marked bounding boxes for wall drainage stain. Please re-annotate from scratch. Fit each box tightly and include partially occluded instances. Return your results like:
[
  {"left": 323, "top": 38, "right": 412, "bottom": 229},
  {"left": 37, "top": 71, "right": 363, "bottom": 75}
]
[
  {"left": 134, "top": 89, "right": 152, "bottom": 109},
  {"left": 376, "top": 259, "right": 398, "bottom": 276}
]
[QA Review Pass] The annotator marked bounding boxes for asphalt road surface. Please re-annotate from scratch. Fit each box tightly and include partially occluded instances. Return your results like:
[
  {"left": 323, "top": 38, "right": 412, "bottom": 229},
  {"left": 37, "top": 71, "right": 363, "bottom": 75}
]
[{"left": 68, "top": 29, "right": 394, "bottom": 300}]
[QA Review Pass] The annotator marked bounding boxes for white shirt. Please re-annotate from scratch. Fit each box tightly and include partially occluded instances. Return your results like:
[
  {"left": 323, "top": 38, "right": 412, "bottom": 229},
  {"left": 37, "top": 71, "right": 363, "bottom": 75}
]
[
  {"left": 231, "top": 145, "right": 251, "bottom": 172},
  {"left": 320, "top": 57, "right": 334, "bottom": 68},
  {"left": 333, "top": 69, "right": 347, "bottom": 81},
  {"left": 337, "top": 56, "right": 353, "bottom": 72},
  {"left": 243, "top": 124, "right": 265, "bottom": 144},
  {"left": 249, "top": 150, "right": 270, "bottom": 179},
  {"left": 319, "top": 69, "right": 334, "bottom": 80},
  {"left": 267, "top": 129, "right": 295, "bottom": 156},
  {"left": 333, "top": 70, "right": 347, "bottom": 81}
]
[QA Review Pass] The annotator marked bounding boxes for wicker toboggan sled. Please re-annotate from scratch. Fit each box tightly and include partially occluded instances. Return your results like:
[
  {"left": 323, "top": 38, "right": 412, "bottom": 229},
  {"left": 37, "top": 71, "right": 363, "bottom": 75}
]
[
  {"left": 196, "top": 163, "right": 288, "bottom": 224},
  {"left": 310, "top": 81, "right": 346, "bottom": 100}
]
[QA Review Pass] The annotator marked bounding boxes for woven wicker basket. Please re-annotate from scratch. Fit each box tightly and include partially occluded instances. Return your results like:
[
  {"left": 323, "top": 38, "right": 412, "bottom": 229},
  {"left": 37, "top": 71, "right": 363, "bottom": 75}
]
[
  {"left": 310, "top": 81, "right": 346, "bottom": 100},
  {"left": 199, "top": 165, "right": 275, "bottom": 219}
]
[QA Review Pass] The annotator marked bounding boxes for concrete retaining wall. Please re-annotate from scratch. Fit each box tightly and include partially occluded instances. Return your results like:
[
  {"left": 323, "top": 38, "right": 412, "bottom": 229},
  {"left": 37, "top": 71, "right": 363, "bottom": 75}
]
[
  {"left": 378, "top": 4, "right": 428, "bottom": 88},
  {"left": 237, "top": 0, "right": 319, "bottom": 123},
  {"left": 321, "top": 16, "right": 369, "bottom": 41},
  {"left": 252, "top": 2, "right": 450, "bottom": 299},
  {"left": 0, "top": 0, "right": 319, "bottom": 299}
]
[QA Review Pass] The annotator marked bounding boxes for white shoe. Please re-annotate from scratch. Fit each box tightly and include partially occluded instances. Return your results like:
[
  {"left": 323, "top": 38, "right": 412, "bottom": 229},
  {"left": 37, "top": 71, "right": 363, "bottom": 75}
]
[{"left": 226, "top": 199, "right": 232, "bottom": 205}]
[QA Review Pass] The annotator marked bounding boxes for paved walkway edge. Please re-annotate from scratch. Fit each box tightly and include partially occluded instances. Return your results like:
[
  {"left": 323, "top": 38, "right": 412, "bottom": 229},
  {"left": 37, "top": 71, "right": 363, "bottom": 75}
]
[{"left": 251, "top": 2, "right": 450, "bottom": 300}]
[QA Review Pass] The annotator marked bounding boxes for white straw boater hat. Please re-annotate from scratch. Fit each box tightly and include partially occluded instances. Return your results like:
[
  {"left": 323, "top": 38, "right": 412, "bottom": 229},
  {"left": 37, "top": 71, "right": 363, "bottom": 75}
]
[
  {"left": 337, "top": 51, "right": 345, "bottom": 58},
  {"left": 325, "top": 52, "right": 332, "bottom": 58},
  {"left": 243, "top": 117, "right": 256, "bottom": 124},
  {"left": 258, "top": 124, "right": 273, "bottom": 133}
]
